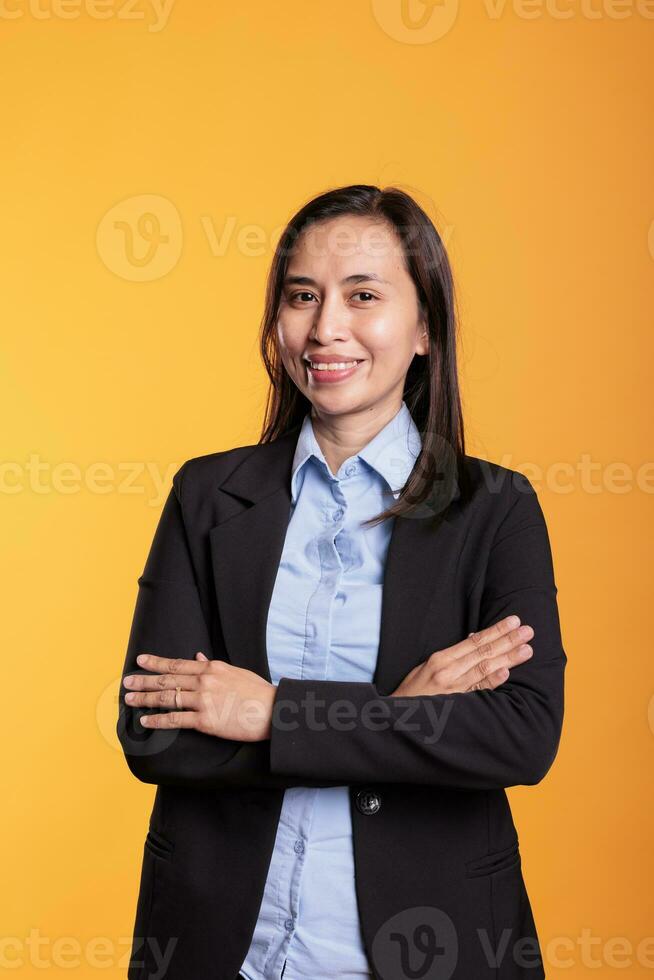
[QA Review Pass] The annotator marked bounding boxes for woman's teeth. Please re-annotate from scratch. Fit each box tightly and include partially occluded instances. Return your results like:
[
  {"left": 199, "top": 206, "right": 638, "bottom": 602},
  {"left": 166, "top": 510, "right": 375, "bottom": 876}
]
[{"left": 308, "top": 361, "right": 359, "bottom": 371}]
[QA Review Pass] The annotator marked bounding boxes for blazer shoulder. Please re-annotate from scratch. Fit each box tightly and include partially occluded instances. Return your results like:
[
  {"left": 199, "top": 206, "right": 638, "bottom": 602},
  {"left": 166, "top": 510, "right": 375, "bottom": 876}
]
[
  {"left": 453, "top": 457, "right": 550, "bottom": 582},
  {"left": 463, "top": 454, "right": 536, "bottom": 495},
  {"left": 172, "top": 442, "right": 260, "bottom": 500},
  {"left": 460, "top": 453, "right": 541, "bottom": 524}
]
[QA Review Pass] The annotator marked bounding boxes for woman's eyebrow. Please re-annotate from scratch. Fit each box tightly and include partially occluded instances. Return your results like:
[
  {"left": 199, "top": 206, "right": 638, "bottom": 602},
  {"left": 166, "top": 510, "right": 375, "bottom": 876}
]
[{"left": 283, "top": 273, "right": 392, "bottom": 287}]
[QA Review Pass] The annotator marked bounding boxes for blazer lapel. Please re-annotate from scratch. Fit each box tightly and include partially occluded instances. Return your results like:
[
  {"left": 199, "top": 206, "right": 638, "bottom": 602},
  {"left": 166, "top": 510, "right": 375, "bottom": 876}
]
[
  {"left": 208, "top": 426, "right": 458, "bottom": 695},
  {"left": 373, "top": 510, "right": 457, "bottom": 695}
]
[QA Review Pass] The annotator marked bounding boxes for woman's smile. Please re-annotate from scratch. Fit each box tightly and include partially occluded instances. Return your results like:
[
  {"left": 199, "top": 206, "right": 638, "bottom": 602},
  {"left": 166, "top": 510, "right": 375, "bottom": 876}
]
[{"left": 304, "top": 356, "right": 366, "bottom": 384}]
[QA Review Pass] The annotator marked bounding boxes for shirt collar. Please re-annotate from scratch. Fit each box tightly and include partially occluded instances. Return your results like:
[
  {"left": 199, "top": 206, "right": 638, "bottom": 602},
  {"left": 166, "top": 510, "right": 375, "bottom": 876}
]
[{"left": 290, "top": 400, "right": 422, "bottom": 505}]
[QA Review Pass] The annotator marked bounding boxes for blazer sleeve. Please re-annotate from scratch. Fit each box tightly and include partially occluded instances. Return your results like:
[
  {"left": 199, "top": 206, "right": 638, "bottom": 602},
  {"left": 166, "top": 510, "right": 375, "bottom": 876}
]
[
  {"left": 116, "top": 464, "right": 339, "bottom": 791},
  {"left": 268, "top": 476, "right": 567, "bottom": 790}
]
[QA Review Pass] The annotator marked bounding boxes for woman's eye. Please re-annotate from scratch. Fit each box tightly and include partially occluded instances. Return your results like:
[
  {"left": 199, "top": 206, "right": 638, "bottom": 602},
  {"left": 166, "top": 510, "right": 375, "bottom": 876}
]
[{"left": 289, "top": 290, "right": 377, "bottom": 304}]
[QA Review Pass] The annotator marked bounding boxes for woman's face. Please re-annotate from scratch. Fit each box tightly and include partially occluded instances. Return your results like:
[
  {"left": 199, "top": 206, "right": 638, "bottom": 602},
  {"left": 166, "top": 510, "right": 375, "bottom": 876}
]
[{"left": 276, "top": 215, "right": 428, "bottom": 419}]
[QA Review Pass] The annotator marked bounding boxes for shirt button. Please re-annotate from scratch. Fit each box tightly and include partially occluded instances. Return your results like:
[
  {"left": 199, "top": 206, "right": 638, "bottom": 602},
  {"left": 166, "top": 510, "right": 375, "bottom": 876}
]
[
  {"left": 284, "top": 917, "right": 294, "bottom": 932},
  {"left": 345, "top": 463, "right": 356, "bottom": 477},
  {"left": 332, "top": 508, "right": 344, "bottom": 521},
  {"left": 294, "top": 839, "right": 305, "bottom": 854}
]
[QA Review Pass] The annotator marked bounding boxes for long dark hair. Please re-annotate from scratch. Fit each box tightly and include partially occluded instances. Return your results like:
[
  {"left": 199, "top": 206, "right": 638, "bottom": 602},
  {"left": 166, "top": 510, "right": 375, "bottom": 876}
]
[{"left": 258, "top": 183, "right": 472, "bottom": 527}]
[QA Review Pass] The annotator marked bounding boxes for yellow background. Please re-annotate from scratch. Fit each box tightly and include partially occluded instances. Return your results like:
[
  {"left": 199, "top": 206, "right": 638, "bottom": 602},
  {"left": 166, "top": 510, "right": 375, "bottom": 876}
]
[{"left": 1, "top": 0, "right": 652, "bottom": 975}]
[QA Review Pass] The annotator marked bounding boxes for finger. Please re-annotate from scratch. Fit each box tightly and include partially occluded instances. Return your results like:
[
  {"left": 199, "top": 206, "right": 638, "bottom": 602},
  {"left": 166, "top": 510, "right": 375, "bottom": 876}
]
[
  {"left": 195, "top": 651, "right": 209, "bottom": 661},
  {"left": 451, "top": 616, "right": 522, "bottom": 660},
  {"left": 135, "top": 653, "right": 209, "bottom": 674},
  {"left": 139, "top": 709, "right": 201, "bottom": 729},
  {"left": 124, "top": 672, "right": 201, "bottom": 692},
  {"left": 125, "top": 688, "right": 202, "bottom": 710},
  {"left": 457, "top": 625, "right": 533, "bottom": 678},
  {"left": 466, "top": 665, "right": 511, "bottom": 692},
  {"left": 459, "top": 642, "right": 534, "bottom": 691},
  {"left": 457, "top": 622, "right": 533, "bottom": 674},
  {"left": 484, "top": 642, "right": 533, "bottom": 677}
]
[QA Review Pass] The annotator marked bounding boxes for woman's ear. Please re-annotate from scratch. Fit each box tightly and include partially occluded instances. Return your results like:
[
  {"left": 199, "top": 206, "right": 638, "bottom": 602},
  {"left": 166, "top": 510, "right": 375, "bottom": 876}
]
[{"left": 416, "top": 318, "right": 429, "bottom": 357}]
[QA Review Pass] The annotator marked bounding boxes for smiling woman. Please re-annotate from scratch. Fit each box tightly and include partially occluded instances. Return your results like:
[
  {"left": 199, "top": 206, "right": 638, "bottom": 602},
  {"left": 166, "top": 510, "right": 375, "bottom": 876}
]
[
  {"left": 116, "top": 184, "right": 566, "bottom": 980},
  {"left": 259, "top": 187, "right": 472, "bottom": 522},
  {"left": 277, "top": 219, "right": 430, "bottom": 436}
]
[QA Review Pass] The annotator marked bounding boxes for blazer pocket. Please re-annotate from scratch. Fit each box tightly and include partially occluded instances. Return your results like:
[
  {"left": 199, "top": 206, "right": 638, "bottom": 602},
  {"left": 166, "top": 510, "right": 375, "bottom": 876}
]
[
  {"left": 144, "top": 827, "right": 175, "bottom": 861},
  {"left": 464, "top": 839, "right": 520, "bottom": 878}
]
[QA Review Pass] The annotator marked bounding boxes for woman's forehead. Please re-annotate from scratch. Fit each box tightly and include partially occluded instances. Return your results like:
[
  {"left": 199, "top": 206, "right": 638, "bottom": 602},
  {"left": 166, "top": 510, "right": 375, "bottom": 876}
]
[{"left": 288, "top": 218, "right": 406, "bottom": 278}]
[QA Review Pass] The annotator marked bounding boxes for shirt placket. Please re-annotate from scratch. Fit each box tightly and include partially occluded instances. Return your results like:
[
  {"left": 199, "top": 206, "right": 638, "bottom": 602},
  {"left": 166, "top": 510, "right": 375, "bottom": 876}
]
[{"left": 280, "top": 470, "right": 348, "bottom": 978}]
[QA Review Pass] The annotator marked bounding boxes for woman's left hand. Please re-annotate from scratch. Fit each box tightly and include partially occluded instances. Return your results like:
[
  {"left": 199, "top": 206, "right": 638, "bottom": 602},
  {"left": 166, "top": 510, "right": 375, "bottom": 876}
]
[{"left": 123, "top": 652, "right": 277, "bottom": 742}]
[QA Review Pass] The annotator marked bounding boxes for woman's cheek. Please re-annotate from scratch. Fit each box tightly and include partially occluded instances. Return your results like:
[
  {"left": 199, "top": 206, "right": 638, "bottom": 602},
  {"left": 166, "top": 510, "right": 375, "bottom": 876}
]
[{"left": 362, "top": 315, "right": 407, "bottom": 352}]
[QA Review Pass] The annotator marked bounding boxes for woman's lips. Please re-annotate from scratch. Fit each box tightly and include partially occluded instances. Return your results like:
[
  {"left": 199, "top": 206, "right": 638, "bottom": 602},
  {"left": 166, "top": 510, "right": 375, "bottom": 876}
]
[{"left": 305, "top": 360, "right": 365, "bottom": 384}]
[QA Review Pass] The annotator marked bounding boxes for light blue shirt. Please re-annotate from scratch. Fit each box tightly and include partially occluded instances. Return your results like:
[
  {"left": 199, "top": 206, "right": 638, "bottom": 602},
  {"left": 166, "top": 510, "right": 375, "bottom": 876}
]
[{"left": 238, "top": 400, "right": 422, "bottom": 980}]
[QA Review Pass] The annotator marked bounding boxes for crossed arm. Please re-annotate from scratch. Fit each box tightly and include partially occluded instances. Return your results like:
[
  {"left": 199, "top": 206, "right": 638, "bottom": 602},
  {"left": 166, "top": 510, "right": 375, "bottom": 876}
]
[{"left": 116, "top": 473, "right": 566, "bottom": 791}]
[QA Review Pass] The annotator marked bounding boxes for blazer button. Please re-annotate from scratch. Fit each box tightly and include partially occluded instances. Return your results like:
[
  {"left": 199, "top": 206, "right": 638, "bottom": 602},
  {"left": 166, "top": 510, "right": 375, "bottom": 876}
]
[{"left": 355, "top": 788, "right": 382, "bottom": 815}]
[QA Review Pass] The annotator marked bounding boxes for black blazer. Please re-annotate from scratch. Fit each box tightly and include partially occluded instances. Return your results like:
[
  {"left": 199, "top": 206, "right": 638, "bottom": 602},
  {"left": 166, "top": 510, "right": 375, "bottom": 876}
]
[{"left": 117, "top": 424, "right": 567, "bottom": 980}]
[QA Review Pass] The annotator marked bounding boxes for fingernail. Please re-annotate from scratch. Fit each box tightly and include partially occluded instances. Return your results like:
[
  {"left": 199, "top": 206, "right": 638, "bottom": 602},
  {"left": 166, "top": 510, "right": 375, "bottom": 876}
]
[
  {"left": 507, "top": 616, "right": 520, "bottom": 628},
  {"left": 137, "top": 654, "right": 147, "bottom": 665},
  {"left": 125, "top": 692, "right": 135, "bottom": 702}
]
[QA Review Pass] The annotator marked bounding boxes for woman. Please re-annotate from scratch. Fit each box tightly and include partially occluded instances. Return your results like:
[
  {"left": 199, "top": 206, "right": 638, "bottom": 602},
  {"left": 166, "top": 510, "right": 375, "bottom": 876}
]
[{"left": 117, "top": 184, "right": 566, "bottom": 980}]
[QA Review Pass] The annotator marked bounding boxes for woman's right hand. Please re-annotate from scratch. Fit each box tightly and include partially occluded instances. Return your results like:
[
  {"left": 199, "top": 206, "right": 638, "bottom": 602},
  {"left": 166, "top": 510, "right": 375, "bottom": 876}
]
[{"left": 389, "top": 615, "right": 534, "bottom": 697}]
